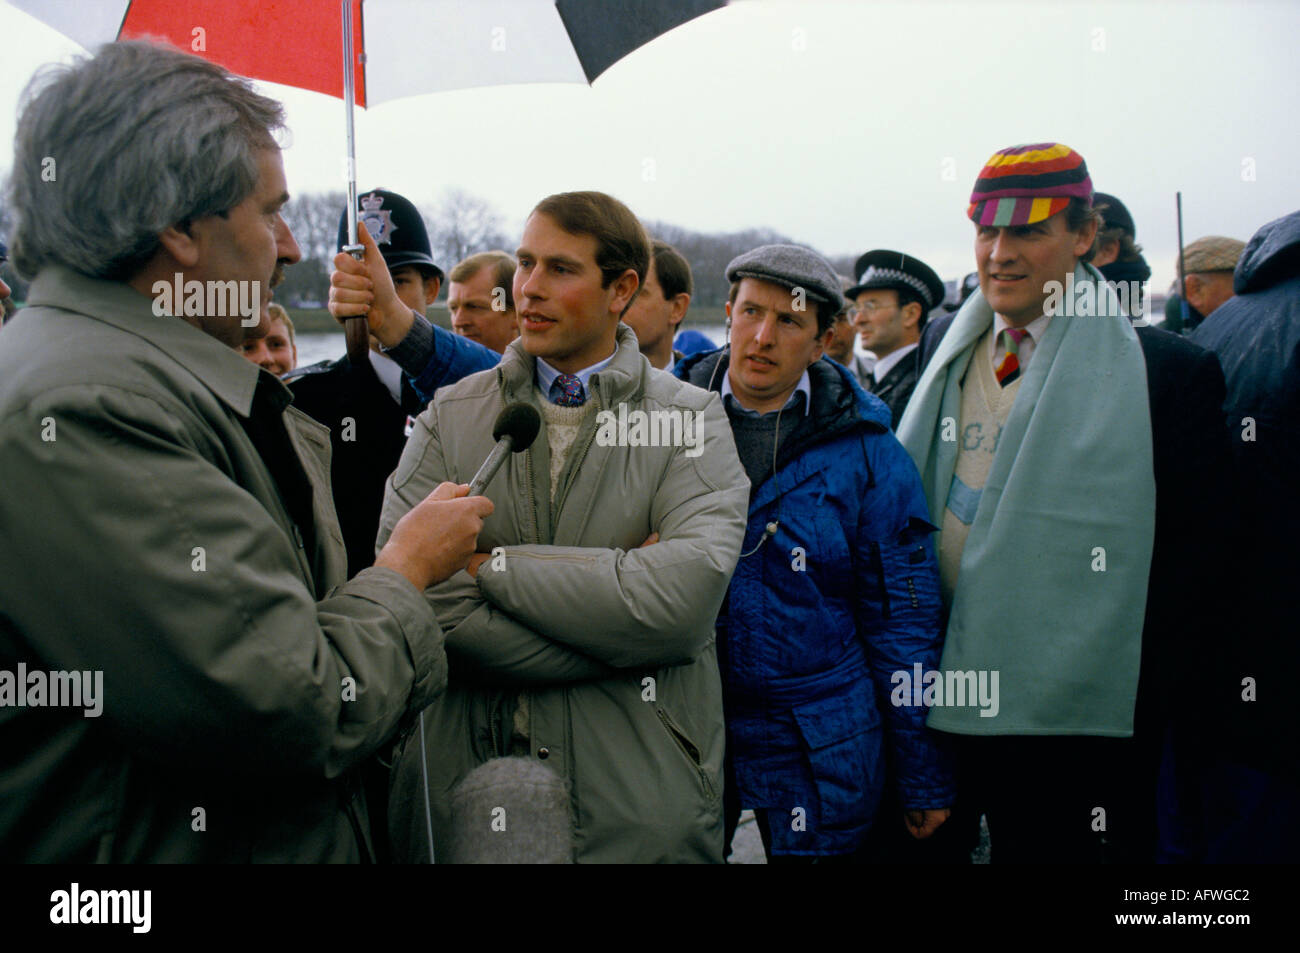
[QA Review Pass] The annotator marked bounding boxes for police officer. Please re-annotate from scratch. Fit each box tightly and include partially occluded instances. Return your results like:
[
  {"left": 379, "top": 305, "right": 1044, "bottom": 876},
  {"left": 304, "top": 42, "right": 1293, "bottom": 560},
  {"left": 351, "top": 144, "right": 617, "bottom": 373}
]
[
  {"left": 286, "top": 189, "right": 447, "bottom": 864},
  {"left": 844, "top": 249, "right": 945, "bottom": 429},
  {"left": 287, "top": 189, "right": 444, "bottom": 578}
]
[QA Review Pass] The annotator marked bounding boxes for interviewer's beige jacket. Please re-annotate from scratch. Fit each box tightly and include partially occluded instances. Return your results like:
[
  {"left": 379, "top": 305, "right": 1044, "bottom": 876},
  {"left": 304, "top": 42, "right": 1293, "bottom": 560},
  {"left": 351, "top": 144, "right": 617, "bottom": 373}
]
[{"left": 0, "top": 266, "right": 443, "bottom": 862}]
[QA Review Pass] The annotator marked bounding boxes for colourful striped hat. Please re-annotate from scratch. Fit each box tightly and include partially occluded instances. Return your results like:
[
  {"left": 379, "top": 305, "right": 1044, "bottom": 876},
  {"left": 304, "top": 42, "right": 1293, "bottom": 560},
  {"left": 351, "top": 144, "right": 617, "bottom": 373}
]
[{"left": 967, "top": 142, "right": 1093, "bottom": 226}]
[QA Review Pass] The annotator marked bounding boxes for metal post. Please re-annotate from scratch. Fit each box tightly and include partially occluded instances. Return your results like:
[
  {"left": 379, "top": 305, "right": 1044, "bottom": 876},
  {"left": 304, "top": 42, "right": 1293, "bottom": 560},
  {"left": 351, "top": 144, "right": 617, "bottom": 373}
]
[{"left": 1176, "top": 192, "right": 1190, "bottom": 331}]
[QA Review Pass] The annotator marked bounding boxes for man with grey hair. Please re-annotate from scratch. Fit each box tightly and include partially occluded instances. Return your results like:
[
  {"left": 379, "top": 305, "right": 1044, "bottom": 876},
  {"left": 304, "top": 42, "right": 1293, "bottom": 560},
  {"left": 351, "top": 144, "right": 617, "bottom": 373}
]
[
  {"left": 0, "top": 40, "right": 491, "bottom": 862},
  {"left": 1180, "top": 235, "right": 1246, "bottom": 327}
]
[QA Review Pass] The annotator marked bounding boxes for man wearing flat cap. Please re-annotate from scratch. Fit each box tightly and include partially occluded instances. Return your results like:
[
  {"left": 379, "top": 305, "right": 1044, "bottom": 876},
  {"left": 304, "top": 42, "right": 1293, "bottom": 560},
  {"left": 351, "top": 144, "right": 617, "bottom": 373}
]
[
  {"left": 846, "top": 249, "right": 946, "bottom": 429},
  {"left": 674, "top": 244, "right": 952, "bottom": 862},
  {"left": 902, "top": 142, "right": 1234, "bottom": 863},
  {"left": 1179, "top": 235, "right": 1246, "bottom": 328}
]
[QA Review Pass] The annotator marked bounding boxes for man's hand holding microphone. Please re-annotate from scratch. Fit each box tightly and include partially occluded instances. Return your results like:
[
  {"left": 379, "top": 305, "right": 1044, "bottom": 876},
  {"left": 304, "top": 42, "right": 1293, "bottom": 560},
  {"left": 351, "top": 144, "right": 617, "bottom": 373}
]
[{"left": 375, "top": 482, "right": 495, "bottom": 591}]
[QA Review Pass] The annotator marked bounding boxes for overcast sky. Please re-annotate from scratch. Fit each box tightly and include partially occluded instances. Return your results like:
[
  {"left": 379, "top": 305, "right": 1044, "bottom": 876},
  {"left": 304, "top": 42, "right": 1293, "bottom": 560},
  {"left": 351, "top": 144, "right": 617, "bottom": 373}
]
[{"left": 2, "top": 0, "right": 1297, "bottom": 291}]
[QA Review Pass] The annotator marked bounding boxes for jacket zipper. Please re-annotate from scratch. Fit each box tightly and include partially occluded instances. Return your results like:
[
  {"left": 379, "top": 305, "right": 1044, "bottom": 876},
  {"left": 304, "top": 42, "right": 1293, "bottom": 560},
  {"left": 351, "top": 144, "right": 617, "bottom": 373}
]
[
  {"left": 655, "top": 707, "right": 717, "bottom": 802},
  {"left": 524, "top": 445, "right": 541, "bottom": 546}
]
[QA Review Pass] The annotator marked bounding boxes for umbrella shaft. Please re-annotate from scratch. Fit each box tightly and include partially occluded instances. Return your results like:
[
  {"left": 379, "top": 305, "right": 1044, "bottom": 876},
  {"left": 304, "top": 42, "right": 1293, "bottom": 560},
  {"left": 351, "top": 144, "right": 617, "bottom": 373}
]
[{"left": 342, "top": 0, "right": 360, "bottom": 253}]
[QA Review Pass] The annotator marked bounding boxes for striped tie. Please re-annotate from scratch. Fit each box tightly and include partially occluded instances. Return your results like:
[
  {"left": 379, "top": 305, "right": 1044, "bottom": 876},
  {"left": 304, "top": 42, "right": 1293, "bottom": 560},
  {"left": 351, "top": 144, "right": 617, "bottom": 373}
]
[
  {"left": 553, "top": 373, "right": 586, "bottom": 407},
  {"left": 995, "top": 328, "right": 1030, "bottom": 387}
]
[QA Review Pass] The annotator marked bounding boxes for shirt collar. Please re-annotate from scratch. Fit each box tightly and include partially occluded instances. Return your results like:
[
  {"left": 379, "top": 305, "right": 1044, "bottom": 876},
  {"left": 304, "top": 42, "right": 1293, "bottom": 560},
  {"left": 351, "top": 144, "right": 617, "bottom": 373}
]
[
  {"left": 872, "top": 341, "right": 918, "bottom": 382},
  {"left": 535, "top": 347, "right": 617, "bottom": 405},
  {"left": 992, "top": 310, "right": 1052, "bottom": 345},
  {"left": 721, "top": 365, "right": 812, "bottom": 418},
  {"left": 24, "top": 265, "right": 264, "bottom": 417}
]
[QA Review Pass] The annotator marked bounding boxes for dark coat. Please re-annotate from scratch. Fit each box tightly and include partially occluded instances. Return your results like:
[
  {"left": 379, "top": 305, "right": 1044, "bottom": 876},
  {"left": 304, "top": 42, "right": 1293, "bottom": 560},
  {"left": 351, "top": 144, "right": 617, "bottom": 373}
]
[
  {"left": 918, "top": 312, "right": 1235, "bottom": 741},
  {"left": 287, "top": 355, "right": 425, "bottom": 579},
  {"left": 1189, "top": 209, "right": 1300, "bottom": 776},
  {"left": 866, "top": 348, "right": 919, "bottom": 430}
]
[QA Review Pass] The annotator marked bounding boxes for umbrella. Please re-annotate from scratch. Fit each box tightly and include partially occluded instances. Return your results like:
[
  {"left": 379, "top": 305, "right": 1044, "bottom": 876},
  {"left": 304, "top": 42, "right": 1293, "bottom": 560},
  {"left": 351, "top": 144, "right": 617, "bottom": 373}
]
[{"left": 7, "top": 0, "right": 728, "bottom": 359}]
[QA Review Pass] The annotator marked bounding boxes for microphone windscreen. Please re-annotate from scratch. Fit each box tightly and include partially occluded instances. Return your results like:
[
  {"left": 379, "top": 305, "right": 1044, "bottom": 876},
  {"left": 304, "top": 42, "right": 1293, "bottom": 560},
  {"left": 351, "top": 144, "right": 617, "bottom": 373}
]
[
  {"left": 491, "top": 402, "right": 542, "bottom": 451},
  {"left": 444, "top": 757, "right": 572, "bottom": 864}
]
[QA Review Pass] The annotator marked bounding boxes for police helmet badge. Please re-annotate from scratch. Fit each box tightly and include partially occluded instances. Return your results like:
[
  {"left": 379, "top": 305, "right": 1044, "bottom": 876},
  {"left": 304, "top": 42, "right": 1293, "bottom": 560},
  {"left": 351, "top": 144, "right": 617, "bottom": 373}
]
[{"left": 359, "top": 192, "right": 397, "bottom": 246}]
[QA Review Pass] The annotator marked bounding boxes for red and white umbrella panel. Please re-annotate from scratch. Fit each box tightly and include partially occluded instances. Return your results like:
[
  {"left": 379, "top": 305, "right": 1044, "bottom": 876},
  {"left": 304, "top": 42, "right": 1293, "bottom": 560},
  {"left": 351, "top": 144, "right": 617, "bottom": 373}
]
[{"left": 8, "top": 0, "right": 725, "bottom": 105}]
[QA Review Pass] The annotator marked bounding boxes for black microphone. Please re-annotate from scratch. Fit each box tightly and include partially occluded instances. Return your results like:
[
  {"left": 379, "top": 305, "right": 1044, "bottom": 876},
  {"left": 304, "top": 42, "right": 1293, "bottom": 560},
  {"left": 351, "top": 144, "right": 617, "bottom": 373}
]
[{"left": 468, "top": 403, "right": 542, "bottom": 496}]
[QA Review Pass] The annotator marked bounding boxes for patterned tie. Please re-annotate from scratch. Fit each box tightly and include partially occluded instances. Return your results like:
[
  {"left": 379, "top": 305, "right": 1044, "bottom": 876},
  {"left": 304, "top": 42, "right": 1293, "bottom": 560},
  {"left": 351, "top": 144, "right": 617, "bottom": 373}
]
[
  {"left": 553, "top": 373, "right": 586, "bottom": 407},
  {"left": 995, "top": 327, "right": 1030, "bottom": 387}
]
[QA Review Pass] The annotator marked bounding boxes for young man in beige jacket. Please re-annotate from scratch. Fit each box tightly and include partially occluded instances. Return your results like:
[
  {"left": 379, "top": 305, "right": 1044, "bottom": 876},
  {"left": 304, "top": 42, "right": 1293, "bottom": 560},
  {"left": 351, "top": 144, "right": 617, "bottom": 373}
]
[{"left": 334, "top": 190, "right": 749, "bottom": 862}]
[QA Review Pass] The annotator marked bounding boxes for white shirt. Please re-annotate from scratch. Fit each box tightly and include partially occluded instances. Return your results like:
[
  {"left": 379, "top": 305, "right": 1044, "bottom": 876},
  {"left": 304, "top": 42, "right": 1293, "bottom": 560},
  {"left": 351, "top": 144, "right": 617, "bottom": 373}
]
[
  {"left": 872, "top": 342, "right": 918, "bottom": 383},
  {"left": 991, "top": 312, "right": 1052, "bottom": 376},
  {"left": 370, "top": 350, "right": 404, "bottom": 404}
]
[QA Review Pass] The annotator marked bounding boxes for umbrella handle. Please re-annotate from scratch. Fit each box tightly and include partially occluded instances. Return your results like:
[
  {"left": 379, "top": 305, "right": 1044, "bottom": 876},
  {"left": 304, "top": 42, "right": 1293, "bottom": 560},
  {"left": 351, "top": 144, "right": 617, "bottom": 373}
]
[{"left": 342, "top": 243, "right": 370, "bottom": 365}]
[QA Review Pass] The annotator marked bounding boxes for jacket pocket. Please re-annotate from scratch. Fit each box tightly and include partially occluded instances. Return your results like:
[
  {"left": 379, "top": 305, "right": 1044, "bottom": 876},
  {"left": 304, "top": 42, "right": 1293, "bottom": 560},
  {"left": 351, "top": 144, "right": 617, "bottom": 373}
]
[
  {"left": 790, "top": 692, "right": 881, "bottom": 833},
  {"left": 655, "top": 706, "right": 718, "bottom": 803}
]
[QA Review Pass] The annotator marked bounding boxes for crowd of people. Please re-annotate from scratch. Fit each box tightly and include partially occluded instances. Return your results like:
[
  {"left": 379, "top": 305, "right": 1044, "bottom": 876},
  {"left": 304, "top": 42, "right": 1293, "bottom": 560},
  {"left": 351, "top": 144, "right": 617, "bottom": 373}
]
[{"left": 1, "top": 40, "right": 1296, "bottom": 864}]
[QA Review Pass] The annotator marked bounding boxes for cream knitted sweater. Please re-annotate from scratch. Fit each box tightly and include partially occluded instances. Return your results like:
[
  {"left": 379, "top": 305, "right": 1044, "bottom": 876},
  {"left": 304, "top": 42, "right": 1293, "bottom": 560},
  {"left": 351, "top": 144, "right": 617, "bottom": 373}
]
[
  {"left": 537, "top": 386, "right": 596, "bottom": 501},
  {"left": 938, "top": 327, "right": 1021, "bottom": 605}
]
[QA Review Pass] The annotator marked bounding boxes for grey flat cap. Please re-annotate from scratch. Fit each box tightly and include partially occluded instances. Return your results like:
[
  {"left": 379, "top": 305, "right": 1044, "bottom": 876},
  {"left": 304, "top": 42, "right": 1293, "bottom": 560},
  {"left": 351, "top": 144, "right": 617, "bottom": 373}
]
[{"left": 726, "top": 244, "right": 845, "bottom": 314}]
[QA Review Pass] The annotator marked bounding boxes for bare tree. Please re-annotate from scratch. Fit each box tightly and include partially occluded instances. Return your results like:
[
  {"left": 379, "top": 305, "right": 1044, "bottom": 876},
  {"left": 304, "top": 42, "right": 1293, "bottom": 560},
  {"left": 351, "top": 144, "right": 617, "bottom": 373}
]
[
  {"left": 425, "top": 188, "right": 510, "bottom": 269},
  {"left": 281, "top": 191, "right": 348, "bottom": 264},
  {"left": 274, "top": 192, "right": 349, "bottom": 306},
  {"left": 644, "top": 220, "right": 804, "bottom": 307}
]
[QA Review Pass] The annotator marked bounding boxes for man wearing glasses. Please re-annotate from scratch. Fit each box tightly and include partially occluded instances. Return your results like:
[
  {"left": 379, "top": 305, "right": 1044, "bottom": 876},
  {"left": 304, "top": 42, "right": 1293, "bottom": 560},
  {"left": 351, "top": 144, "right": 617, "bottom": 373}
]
[
  {"left": 823, "top": 277, "right": 875, "bottom": 390},
  {"left": 846, "top": 250, "right": 946, "bottom": 429}
]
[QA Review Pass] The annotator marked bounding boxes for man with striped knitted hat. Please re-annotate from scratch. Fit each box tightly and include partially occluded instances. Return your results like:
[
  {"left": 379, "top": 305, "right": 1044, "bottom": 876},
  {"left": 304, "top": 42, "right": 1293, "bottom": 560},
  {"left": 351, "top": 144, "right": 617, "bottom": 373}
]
[{"left": 899, "top": 143, "right": 1235, "bottom": 863}]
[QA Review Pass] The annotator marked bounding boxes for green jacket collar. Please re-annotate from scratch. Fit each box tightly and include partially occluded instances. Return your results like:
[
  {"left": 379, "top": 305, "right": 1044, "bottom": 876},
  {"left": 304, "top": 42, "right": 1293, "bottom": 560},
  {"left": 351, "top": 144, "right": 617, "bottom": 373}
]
[{"left": 26, "top": 265, "right": 268, "bottom": 417}]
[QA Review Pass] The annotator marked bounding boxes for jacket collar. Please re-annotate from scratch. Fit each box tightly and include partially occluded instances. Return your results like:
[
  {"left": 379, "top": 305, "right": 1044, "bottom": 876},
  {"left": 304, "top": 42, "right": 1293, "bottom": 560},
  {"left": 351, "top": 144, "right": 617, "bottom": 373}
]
[
  {"left": 26, "top": 265, "right": 266, "bottom": 417},
  {"left": 497, "top": 322, "right": 647, "bottom": 406},
  {"left": 679, "top": 347, "right": 889, "bottom": 437},
  {"left": 871, "top": 341, "right": 918, "bottom": 383}
]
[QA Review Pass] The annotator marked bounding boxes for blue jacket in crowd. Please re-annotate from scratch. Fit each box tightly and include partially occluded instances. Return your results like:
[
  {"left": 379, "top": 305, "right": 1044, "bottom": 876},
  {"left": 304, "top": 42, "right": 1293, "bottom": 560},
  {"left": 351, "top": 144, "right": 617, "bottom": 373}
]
[{"left": 675, "top": 349, "right": 954, "bottom": 855}]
